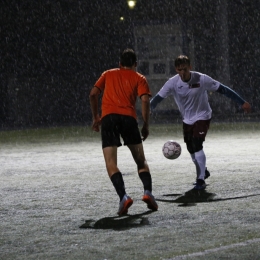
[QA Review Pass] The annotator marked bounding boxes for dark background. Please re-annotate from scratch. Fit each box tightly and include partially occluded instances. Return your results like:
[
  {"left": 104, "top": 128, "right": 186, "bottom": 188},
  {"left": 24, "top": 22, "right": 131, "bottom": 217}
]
[{"left": 1, "top": 0, "right": 260, "bottom": 129}]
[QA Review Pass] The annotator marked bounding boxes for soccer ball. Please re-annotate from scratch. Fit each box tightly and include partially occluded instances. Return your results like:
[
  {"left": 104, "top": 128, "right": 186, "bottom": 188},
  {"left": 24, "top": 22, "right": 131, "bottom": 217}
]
[{"left": 162, "top": 140, "right": 182, "bottom": 160}]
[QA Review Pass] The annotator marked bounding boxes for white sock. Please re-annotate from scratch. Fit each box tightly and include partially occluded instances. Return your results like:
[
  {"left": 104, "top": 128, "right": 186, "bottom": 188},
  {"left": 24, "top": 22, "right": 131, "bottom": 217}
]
[
  {"left": 190, "top": 153, "right": 200, "bottom": 179},
  {"left": 193, "top": 150, "right": 206, "bottom": 180}
]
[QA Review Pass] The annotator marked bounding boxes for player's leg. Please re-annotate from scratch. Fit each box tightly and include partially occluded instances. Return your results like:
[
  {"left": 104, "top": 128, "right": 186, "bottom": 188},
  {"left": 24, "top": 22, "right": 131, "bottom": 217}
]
[
  {"left": 192, "top": 120, "right": 211, "bottom": 181},
  {"left": 183, "top": 122, "right": 200, "bottom": 177},
  {"left": 190, "top": 153, "right": 200, "bottom": 179},
  {"left": 127, "top": 143, "right": 158, "bottom": 210},
  {"left": 183, "top": 120, "right": 211, "bottom": 189},
  {"left": 121, "top": 115, "right": 158, "bottom": 210},
  {"left": 101, "top": 114, "right": 133, "bottom": 215},
  {"left": 102, "top": 146, "right": 119, "bottom": 177},
  {"left": 127, "top": 143, "right": 150, "bottom": 177}
]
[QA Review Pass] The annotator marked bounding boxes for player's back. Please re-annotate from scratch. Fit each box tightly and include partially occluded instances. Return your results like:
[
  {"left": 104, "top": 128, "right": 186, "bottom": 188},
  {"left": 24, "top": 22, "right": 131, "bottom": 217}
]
[{"left": 97, "top": 68, "right": 150, "bottom": 119}]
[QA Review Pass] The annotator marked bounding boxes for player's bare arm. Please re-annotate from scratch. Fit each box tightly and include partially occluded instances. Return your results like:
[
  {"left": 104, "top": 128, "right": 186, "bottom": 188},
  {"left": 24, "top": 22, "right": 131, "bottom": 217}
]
[
  {"left": 89, "top": 86, "right": 101, "bottom": 132},
  {"left": 141, "top": 94, "right": 150, "bottom": 141}
]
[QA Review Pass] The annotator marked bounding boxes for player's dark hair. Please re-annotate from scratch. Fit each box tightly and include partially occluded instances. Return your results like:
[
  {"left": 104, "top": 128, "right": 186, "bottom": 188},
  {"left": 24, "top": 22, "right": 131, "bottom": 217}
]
[
  {"left": 120, "top": 48, "right": 137, "bottom": 67},
  {"left": 175, "top": 55, "right": 190, "bottom": 67}
]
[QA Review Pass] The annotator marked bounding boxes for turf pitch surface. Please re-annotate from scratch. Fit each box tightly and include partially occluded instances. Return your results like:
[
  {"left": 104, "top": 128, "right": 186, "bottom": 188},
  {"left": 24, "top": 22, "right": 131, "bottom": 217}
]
[{"left": 1, "top": 122, "right": 260, "bottom": 259}]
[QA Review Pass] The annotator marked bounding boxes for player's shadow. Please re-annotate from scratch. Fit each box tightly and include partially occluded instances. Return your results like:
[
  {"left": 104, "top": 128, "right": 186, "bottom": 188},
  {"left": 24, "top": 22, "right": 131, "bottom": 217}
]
[
  {"left": 157, "top": 189, "right": 260, "bottom": 207},
  {"left": 157, "top": 189, "right": 216, "bottom": 207},
  {"left": 79, "top": 210, "right": 154, "bottom": 231}
]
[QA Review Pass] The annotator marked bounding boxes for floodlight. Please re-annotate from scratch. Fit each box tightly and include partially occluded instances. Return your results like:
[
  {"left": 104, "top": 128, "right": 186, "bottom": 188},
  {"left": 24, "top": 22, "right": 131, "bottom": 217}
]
[{"left": 127, "top": 0, "right": 136, "bottom": 9}]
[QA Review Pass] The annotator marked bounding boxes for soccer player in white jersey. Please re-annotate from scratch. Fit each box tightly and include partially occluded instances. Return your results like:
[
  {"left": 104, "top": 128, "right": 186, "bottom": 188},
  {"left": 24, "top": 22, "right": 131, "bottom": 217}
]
[{"left": 150, "top": 55, "right": 251, "bottom": 190}]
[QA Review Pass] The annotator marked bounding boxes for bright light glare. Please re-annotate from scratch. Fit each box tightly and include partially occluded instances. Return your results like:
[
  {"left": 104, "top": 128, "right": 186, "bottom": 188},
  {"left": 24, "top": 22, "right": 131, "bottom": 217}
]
[
  {"left": 120, "top": 16, "right": 124, "bottom": 21},
  {"left": 127, "top": 0, "right": 136, "bottom": 9}
]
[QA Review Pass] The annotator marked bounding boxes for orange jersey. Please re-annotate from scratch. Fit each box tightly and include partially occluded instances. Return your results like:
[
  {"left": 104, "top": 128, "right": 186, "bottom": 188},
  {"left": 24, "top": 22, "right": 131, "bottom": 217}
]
[{"left": 94, "top": 68, "right": 151, "bottom": 119}]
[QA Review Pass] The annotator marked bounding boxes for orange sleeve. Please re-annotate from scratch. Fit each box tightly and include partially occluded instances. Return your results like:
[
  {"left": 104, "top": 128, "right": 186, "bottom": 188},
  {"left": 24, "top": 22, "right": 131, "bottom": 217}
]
[
  {"left": 94, "top": 71, "right": 107, "bottom": 92},
  {"left": 137, "top": 73, "right": 152, "bottom": 98}
]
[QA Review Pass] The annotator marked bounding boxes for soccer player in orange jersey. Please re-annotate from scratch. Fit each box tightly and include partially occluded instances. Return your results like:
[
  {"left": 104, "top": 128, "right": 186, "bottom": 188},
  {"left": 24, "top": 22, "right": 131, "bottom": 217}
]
[{"left": 89, "top": 49, "right": 158, "bottom": 215}]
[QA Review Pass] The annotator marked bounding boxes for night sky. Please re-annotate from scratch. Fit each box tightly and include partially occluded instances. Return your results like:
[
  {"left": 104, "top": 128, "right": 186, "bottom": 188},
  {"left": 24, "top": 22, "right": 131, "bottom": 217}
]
[{"left": 1, "top": 0, "right": 259, "bottom": 128}]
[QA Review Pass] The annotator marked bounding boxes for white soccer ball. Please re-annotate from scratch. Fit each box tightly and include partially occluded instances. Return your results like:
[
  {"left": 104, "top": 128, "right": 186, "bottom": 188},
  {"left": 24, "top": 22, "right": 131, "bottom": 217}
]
[{"left": 162, "top": 140, "right": 182, "bottom": 160}]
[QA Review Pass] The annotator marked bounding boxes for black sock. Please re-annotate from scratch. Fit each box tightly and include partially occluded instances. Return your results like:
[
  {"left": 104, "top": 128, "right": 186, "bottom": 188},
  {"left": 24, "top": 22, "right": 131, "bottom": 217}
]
[
  {"left": 110, "top": 172, "right": 126, "bottom": 201},
  {"left": 139, "top": 171, "right": 152, "bottom": 192}
]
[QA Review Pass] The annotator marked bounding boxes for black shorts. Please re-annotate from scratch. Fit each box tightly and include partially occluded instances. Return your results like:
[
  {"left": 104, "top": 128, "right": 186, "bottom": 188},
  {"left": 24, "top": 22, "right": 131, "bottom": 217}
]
[
  {"left": 101, "top": 114, "right": 142, "bottom": 149},
  {"left": 183, "top": 119, "right": 211, "bottom": 143}
]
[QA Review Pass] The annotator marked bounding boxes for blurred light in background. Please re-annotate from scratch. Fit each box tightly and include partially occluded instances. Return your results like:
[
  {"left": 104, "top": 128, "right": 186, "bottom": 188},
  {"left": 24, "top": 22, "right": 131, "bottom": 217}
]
[{"left": 127, "top": 0, "right": 136, "bottom": 9}]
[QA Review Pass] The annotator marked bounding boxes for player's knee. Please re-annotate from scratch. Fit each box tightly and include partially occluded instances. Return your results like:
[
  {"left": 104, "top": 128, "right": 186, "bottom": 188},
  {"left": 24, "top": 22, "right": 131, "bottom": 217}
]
[
  {"left": 186, "top": 145, "right": 194, "bottom": 154},
  {"left": 186, "top": 141, "right": 194, "bottom": 154},
  {"left": 186, "top": 138, "right": 203, "bottom": 154},
  {"left": 192, "top": 138, "right": 203, "bottom": 153}
]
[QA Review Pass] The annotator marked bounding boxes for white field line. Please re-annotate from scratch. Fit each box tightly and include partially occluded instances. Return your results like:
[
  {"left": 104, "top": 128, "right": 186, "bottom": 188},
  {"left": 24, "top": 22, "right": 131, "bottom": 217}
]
[{"left": 166, "top": 238, "right": 260, "bottom": 259}]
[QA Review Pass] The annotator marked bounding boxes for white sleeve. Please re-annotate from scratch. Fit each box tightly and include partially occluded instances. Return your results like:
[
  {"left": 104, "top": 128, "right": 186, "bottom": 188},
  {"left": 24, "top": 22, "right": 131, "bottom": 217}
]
[
  {"left": 203, "top": 74, "right": 220, "bottom": 91},
  {"left": 158, "top": 77, "right": 175, "bottom": 98}
]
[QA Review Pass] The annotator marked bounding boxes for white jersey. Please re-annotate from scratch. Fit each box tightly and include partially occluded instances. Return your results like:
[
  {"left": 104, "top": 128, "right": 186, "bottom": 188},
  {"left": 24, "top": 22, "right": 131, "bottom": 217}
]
[{"left": 158, "top": 71, "right": 220, "bottom": 125}]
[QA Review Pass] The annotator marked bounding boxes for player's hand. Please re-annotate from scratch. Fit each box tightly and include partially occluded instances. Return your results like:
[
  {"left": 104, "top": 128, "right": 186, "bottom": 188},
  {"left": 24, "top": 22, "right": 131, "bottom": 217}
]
[
  {"left": 92, "top": 117, "right": 101, "bottom": 132},
  {"left": 242, "top": 102, "right": 251, "bottom": 113},
  {"left": 141, "top": 125, "right": 149, "bottom": 141}
]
